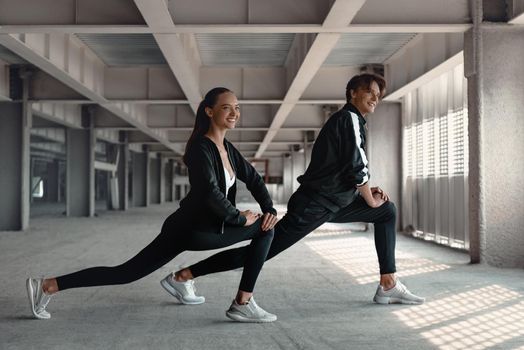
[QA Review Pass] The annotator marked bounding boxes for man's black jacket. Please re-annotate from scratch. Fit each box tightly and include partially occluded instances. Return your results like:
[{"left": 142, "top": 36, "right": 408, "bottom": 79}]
[
  {"left": 175, "top": 136, "right": 276, "bottom": 234},
  {"left": 297, "top": 103, "right": 370, "bottom": 212}
]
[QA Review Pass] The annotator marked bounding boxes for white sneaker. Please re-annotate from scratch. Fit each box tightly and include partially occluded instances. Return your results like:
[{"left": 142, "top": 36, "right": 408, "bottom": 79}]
[
  {"left": 226, "top": 297, "right": 277, "bottom": 323},
  {"left": 160, "top": 273, "right": 205, "bottom": 305},
  {"left": 26, "top": 278, "right": 53, "bottom": 319},
  {"left": 373, "top": 280, "right": 425, "bottom": 305}
]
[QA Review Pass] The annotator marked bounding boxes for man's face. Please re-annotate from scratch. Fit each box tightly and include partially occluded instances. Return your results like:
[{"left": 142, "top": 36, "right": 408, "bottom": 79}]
[{"left": 350, "top": 81, "right": 380, "bottom": 116}]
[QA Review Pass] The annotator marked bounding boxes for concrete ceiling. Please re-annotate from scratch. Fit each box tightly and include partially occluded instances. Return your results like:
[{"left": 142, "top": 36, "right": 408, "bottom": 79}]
[{"left": 1, "top": 0, "right": 518, "bottom": 161}]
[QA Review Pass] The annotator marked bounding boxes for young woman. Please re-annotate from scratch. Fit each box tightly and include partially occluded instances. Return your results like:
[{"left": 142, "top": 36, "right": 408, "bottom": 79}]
[{"left": 26, "top": 87, "right": 279, "bottom": 323}]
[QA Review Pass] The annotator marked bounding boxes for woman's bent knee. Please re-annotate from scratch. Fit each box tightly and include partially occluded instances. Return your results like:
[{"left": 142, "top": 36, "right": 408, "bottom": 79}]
[{"left": 260, "top": 227, "right": 275, "bottom": 239}]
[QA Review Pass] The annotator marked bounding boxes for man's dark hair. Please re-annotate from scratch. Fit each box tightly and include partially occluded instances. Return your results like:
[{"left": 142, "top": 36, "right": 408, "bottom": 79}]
[{"left": 346, "top": 73, "right": 386, "bottom": 102}]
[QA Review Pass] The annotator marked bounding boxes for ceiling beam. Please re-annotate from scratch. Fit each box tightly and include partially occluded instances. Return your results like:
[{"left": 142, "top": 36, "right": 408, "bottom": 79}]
[
  {"left": 31, "top": 103, "right": 83, "bottom": 129},
  {"left": 384, "top": 51, "right": 463, "bottom": 101},
  {"left": 255, "top": 0, "right": 368, "bottom": 158},
  {"left": 133, "top": 0, "right": 202, "bottom": 112},
  {"left": 0, "top": 24, "right": 472, "bottom": 34},
  {"left": 31, "top": 142, "right": 66, "bottom": 155},
  {"left": 0, "top": 33, "right": 177, "bottom": 152}
]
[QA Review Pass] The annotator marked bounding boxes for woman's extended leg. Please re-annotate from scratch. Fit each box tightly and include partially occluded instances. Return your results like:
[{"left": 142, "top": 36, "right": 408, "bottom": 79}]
[
  {"left": 27, "top": 230, "right": 183, "bottom": 319},
  {"left": 55, "top": 230, "right": 183, "bottom": 291}
]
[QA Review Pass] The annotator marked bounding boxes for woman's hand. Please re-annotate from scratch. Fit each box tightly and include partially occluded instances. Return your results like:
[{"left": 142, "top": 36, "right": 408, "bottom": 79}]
[
  {"left": 261, "top": 212, "right": 278, "bottom": 231},
  {"left": 240, "top": 210, "right": 260, "bottom": 226}
]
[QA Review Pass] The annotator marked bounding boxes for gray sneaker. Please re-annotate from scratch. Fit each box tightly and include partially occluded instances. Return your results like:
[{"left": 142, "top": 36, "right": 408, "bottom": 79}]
[
  {"left": 226, "top": 297, "right": 277, "bottom": 323},
  {"left": 26, "top": 278, "right": 53, "bottom": 319},
  {"left": 373, "top": 280, "right": 425, "bottom": 305},
  {"left": 160, "top": 274, "right": 205, "bottom": 305}
]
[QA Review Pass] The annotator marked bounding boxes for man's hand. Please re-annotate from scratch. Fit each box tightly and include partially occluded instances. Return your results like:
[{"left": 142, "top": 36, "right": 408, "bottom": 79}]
[
  {"left": 371, "top": 186, "right": 389, "bottom": 202},
  {"left": 371, "top": 192, "right": 386, "bottom": 208},
  {"left": 240, "top": 210, "right": 260, "bottom": 226},
  {"left": 357, "top": 183, "right": 389, "bottom": 208},
  {"left": 261, "top": 212, "right": 278, "bottom": 231}
]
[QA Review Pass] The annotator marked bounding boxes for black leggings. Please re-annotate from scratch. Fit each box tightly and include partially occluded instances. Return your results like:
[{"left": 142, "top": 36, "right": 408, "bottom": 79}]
[
  {"left": 190, "top": 191, "right": 397, "bottom": 277},
  {"left": 56, "top": 217, "right": 274, "bottom": 293}
]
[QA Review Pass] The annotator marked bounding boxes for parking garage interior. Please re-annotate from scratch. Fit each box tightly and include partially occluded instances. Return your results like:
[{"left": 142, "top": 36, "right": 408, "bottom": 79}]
[{"left": 1, "top": 0, "right": 523, "bottom": 349}]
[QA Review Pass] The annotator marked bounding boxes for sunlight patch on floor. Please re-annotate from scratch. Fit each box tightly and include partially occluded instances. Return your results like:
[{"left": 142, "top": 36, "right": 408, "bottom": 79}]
[
  {"left": 393, "top": 285, "right": 524, "bottom": 349},
  {"left": 393, "top": 285, "right": 521, "bottom": 329},
  {"left": 420, "top": 300, "right": 524, "bottom": 349},
  {"left": 304, "top": 235, "right": 450, "bottom": 285}
]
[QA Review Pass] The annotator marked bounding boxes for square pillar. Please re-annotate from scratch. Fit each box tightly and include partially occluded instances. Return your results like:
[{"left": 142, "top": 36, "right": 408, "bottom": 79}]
[
  {"left": 282, "top": 154, "right": 293, "bottom": 203},
  {"left": 132, "top": 151, "right": 148, "bottom": 207},
  {"left": 165, "top": 159, "right": 174, "bottom": 202},
  {"left": 66, "top": 112, "right": 95, "bottom": 217},
  {"left": 45, "top": 159, "right": 60, "bottom": 202},
  {"left": 465, "top": 23, "right": 524, "bottom": 267},
  {"left": 0, "top": 102, "right": 31, "bottom": 230},
  {"left": 149, "top": 154, "right": 161, "bottom": 204},
  {"left": 159, "top": 154, "right": 166, "bottom": 204},
  {"left": 117, "top": 131, "right": 129, "bottom": 210}
]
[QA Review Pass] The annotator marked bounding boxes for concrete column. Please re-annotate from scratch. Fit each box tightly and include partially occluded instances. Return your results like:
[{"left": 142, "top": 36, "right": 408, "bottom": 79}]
[
  {"left": 132, "top": 151, "right": 147, "bottom": 207},
  {"left": 159, "top": 154, "right": 166, "bottom": 204},
  {"left": 46, "top": 159, "right": 60, "bottom": 202},
  {"left": 117, "top": 131, "right": 129, "bottom": 210},
  {"left": 145, "top": 148, "right": 150, "bottom": 206},
  {"left": 465, "top": 17, "right": 524, "bottom": 267},
  {"left": 66, "top": 109, "right": 95, "bottom": 217},
  {"left": 0, "top": 70, "right": 32, "bottom": 230},
  {"left": 149, "top": 154, "right": 160, "bottom": 204},
  {"left": 282, "top": 154, "right": 293, "bottom": 202},
  {"left": 291, "top": 148, "right": 305, "bottom": 192},
  {"left": 0, "top": 101, "right": 31, "bottom": 230},
  {"left": 165, "top": 159, "right": 174, "bottom": 202}
]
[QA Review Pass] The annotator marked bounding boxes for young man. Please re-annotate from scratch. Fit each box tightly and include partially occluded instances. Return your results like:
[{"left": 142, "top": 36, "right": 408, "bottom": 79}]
[{"left": 172, "top": 74, "right": 425, "bottom": 305}]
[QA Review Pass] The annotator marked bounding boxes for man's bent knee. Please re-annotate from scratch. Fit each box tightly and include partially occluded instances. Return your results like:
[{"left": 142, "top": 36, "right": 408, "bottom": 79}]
[{"left": 381, "top": 201, "right": 397, "bottom": 221}]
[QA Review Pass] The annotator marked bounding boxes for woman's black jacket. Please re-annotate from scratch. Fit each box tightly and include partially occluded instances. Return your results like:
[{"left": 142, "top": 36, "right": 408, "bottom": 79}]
[{"left": 174, "top": 136, "right": 276, "bottom": 234}]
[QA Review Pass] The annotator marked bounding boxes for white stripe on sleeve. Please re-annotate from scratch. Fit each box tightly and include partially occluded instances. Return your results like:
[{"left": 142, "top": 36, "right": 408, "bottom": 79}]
[{"left": 350, "top": 112, "right": 369, "bottom": 185}]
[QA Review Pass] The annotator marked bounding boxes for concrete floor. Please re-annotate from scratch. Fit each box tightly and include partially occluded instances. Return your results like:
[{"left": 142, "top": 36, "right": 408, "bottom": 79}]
[{"left": 1, "top": 202, "right": 523, "bottom": 350}]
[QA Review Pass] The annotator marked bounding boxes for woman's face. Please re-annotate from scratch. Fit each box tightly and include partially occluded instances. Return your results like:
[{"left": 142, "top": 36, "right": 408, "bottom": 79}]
[
  {"left": 350, "top": 80, "right": 381, "bottom": 116},
  {"left": 206, "top": 92, "right": 240, "bottom": 130}
]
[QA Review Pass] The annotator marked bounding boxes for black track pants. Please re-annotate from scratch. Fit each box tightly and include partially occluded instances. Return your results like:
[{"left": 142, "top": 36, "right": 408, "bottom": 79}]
[
  {"left": 56, "top": 218, "right": 274, "bottom": 293},
  {"left": 189, "top": 191, "right": 397, "bottom": 277}
]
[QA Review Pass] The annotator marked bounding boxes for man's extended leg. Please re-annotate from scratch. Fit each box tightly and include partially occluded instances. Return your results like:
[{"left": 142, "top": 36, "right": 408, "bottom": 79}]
[{"left": 190, "top": 190, "right": 332, "bottom": 278}]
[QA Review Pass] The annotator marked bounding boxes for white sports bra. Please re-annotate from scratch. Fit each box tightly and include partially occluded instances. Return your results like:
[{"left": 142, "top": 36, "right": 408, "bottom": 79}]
[{"left": 224, "top": 167, "right": 235, "bottom": 195}]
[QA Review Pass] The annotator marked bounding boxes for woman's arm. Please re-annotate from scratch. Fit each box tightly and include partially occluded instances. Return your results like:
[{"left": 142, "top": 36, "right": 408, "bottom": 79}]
[
  {"left": 187, "top": 143, "right": 246, "bottom": 226},
  {"left": 229, "top": 143, "right": 276, "bottom": 216},
  {"left": 231, "top": 145, "right": 278, "bottom": 230}
]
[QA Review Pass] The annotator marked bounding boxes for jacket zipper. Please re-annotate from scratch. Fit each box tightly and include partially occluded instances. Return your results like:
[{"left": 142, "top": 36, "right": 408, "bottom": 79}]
[{"left": 221, "top": 143, "right": 235, "bottom": 235}]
